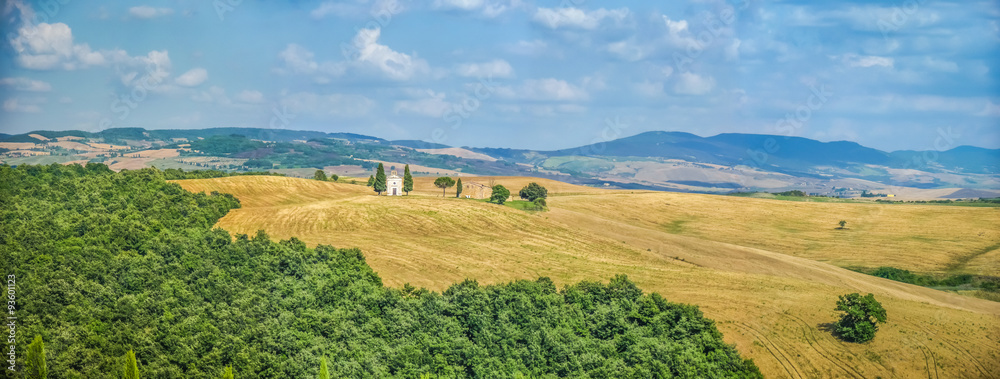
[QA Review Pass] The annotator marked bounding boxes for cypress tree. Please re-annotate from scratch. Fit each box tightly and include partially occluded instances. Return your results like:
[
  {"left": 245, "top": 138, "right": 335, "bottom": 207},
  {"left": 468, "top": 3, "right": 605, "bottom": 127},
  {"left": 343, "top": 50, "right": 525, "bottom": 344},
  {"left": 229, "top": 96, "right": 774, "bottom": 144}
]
[
  {"left": 25, "top": 335, "right": 46, "bottom": 379},
  {"left": 122, "top": 349, "right": 139, "bottom": 379},
  {"left": 366, "top": 175, "right": 374, "bottom": 187},
  {"left": 318, "top": 357, "right": 329, "bottom": 379},
  {"left": 402, "top": 164, "right": 413, "bottom": 195},
  {"left": 456, "top": 178, "right": 463, "bottom": 198},
  {"left": 374, "top": 163, "right": 387, "bottom": 195},
  {"left": 219, "top": 366, "right": 234, "bottom": 379}
]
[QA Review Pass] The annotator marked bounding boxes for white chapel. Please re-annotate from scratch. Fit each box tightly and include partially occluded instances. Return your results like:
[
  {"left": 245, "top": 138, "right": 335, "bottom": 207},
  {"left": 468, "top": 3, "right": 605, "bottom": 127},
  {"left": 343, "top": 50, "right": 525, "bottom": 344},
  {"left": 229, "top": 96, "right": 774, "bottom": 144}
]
[{"left": 387, "top": 167, "right": 403, "bottom": 196}]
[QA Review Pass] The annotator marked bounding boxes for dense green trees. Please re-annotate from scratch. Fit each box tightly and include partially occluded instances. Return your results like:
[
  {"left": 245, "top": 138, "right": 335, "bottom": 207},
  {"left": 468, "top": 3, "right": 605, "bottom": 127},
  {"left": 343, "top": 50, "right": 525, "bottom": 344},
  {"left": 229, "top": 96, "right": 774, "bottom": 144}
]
[
  {"left": 0, "top": 163, "right": 760, "bottom": 378},
  {"left": 403, "top": 165, "right": 413, "bottom": 195},
  {"left": 434, "top": 176, "right": 455, "bottom": 197},
  {"left": 374, "top": 163, "right": 387, "bottom": 195},
  {"left": 162, "top": 168, "right": 285, "bottom": 180},
  {"left": 834, "top": 293, "right": 887, "bottom": 343},
  {"left": 490, "top": 185, "right": 511, "bottom": 205},
  {"left": 518, "top": 182, "right": 548, "bottom": 201},
  {"left": 366, "top": 175, "right": 374, "bottom": 187}
]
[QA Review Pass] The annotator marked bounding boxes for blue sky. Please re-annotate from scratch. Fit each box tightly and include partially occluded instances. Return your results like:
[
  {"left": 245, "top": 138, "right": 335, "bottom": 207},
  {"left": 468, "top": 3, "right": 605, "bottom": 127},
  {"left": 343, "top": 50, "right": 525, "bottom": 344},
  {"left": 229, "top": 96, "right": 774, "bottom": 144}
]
[{"left": 0, "top": 0, "right": 997, "bottom": 151}]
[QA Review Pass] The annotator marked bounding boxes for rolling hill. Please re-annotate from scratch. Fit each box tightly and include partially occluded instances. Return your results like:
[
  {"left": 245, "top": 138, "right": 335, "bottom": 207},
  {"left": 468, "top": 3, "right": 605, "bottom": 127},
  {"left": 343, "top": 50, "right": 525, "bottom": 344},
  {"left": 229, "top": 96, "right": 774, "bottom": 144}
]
[
  {"left": 3, "top": 127, "right": 998, "bottom": 195},
  {"left": 175, "top": 175, "right": 1000, "bottom": 379}
]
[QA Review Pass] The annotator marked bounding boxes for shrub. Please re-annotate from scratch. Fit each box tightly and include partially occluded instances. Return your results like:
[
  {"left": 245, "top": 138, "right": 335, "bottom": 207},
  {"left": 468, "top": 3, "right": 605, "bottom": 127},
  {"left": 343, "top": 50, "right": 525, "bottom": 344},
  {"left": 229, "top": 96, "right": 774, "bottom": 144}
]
[{"left": 532, "top": 197, "right": 547, "bottom": 210}]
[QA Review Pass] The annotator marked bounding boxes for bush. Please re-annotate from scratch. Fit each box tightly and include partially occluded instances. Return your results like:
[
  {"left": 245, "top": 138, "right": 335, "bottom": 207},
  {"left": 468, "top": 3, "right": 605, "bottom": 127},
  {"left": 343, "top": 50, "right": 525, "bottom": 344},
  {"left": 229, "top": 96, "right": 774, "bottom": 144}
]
[
  {"left": 834, "top": 293, "right": 887, "bottom": 343},
  {"left": 532, "top": 198, "right": 547, "bottom": 210}
]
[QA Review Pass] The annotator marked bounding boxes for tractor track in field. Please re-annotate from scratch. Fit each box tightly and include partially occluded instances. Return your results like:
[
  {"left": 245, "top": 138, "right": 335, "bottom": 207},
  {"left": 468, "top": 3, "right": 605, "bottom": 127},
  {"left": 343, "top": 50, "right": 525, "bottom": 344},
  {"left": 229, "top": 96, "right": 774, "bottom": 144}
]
[
  {"left": 910, "top": 322, "right": 995, "bottom": 379},
  {"left": 733, "top": 322, "right": 804, "bottom": 379},
  {"left": 785, "top": 315, "right": 863, "bottom": 378}
]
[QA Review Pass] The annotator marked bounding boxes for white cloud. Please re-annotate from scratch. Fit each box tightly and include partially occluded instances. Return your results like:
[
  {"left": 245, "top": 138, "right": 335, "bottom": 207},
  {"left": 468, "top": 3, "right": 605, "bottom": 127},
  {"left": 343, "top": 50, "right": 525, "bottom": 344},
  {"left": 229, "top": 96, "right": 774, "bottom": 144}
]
[
  {"left": 235, "top": 90, "right": 265, "bottom": 104},
  {"left": 350, "top": 28, "right": 429, "bottom": 80},
  {"left": 922, "top": 57, "right": 958, "bottom": 72},
  {"left": 976, "top": 101, "right": 1000, "bottom": 117},
  {"left": 454, "top": 59, "right": 514, "bottom": 78},
  {"left": 192, "top": 86, "right": 230, "bottom": 105},
  {"left": 839, "top": 53, "right": 894, "bottom": 68},
  {"left": 725, "top": 39, "right": 742, "bottom": 61},
  {"left": 277, "top": 28, "right": 428, "bottom": 81},
  {"left": 506, "top": 39, "right": 548, "bottom": 55},
  {"left": 310, "top": 2, "right": 362, "bottom": 19},
  {"left": 607, "top": 39, "right": 647, "bottom": 62},
  {"left": 635, "top": 81, "right": 664, "bottom": 97},
  {"left": 175, "top": 68, "right": 208, "bottom": 87},
  {"left": 2, "top": 98, "right": 42, "bottom": 113},
  {"left": 0, "top": 77, "right": 51, "bottom": 92},
  {"left": 280, "top": 92, "right": 375, "bottom": 118},
  {"left": 8, "top": 21, "right": 172, "bottom": 81},
  {"left": 497, "top": 78, "right": 588, "bottom": 101},
  {"left": 662, "top": 16, "right": 697, "bottom": 47},
  {"left": 433, "top": 0, "right": 514, "bottom": 17},
  {"left": 533, "top": 7, "right": 629, "bottom": 30},
  {"left": 673, "top": 72, "right": 715, "bottom": 95},
  {"left": 128, "top": 6, "right": 174, "bottom": 19},
  {"left": 393, "top": 90, "right": 452, "bottom": 117}
]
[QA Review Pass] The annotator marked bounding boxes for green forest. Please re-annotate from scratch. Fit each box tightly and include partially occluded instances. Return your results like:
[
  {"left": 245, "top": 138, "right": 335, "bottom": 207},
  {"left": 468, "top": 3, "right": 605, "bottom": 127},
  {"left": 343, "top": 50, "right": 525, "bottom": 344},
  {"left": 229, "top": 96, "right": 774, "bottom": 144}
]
[{"left": 1, "top": 163, "right": 760, "bottom": 378}]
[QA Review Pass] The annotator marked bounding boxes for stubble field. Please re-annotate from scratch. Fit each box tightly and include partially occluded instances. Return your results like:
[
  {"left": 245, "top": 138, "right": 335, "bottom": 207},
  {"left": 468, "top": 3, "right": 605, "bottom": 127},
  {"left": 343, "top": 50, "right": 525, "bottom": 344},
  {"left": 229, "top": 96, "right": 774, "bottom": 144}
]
[{"left": 175, "top": 175, "right": 1000, "bottom": 379}]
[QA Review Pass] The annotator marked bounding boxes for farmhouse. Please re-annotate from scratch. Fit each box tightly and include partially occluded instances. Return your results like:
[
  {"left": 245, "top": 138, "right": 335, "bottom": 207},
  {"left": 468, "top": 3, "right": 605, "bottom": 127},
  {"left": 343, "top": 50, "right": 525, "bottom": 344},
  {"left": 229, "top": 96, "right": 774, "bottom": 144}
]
[{"left": 387, "top": 168, "right": 403, "bottom": 196}]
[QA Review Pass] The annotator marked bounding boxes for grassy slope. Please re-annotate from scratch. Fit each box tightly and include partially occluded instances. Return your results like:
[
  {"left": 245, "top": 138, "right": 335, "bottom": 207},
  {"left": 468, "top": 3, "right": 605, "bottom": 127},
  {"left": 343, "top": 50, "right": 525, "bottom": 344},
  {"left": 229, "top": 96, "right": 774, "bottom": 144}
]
[{"left": 175, "top": 176, "right": 1000, "bottom": 379}]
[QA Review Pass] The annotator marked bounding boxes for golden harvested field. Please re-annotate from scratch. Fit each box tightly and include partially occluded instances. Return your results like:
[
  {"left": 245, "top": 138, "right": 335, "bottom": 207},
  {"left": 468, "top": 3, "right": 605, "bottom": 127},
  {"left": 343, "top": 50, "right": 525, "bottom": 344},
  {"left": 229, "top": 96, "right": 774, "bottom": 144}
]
[
  {"left": 175, "top": 175, "right": 1000, "bottom": 379},
  {"left": 0, "top": 142, "right": 38, "bottom": 150},
  {"left": 415, "top": 147, "right": 499, "bottom": 161},
  {"left": 125, "top": 148, "right": 181, "bottom": 158}
]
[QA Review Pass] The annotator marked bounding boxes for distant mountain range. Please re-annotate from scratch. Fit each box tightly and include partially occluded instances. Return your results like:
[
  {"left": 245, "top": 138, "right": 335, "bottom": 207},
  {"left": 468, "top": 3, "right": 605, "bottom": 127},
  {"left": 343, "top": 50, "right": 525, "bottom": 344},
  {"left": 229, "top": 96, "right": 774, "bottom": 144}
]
[
  {"left": 2, "top": 128, "right": 997, "bottom": 195},
  {"left": 473, "top": 131, "right": 998, "bottom": 175}
]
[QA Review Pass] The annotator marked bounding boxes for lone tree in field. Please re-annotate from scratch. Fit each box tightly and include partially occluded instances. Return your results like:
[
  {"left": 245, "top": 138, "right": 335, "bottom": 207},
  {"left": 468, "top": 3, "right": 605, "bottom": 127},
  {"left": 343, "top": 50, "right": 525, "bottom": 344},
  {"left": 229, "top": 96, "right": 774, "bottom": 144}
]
[
  {"left": 834, "top": 293, "right": 887, "bottom": 343},
  {"left": 456, "top": 178, "right": 463, "bottom": 198},
  {"left": 366, "top": 175, "right": 374, "bottom": 187},
  {"left": 838, "top": 220, "right": 847, "bottom": 229},
  {"left": 374, "top": 163, "right": 387, "bottom": 195},
  {"left": 519, "top": 182, "right": 548, "bottom": 201},
  {"left": 434, "top": 176, "right": 455, "bottom": 197},
  {"left": 313, "top": 169, "right": 327, "bottom": 181},
  {"left": 403, "top": 164, "right": 413, "bottom": 195},
  {"left": 331, "top": 174, "right": 339, "bottom": 182},
  {"left": 490, "top": 184, "right": 511, "bottom": 205},
  {"left": 25, "top": 335, "right": 46, "bottom": 379}
]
